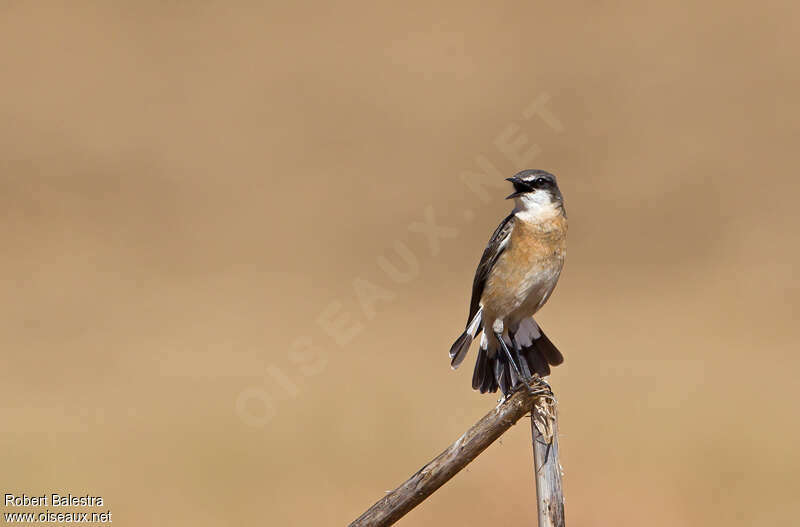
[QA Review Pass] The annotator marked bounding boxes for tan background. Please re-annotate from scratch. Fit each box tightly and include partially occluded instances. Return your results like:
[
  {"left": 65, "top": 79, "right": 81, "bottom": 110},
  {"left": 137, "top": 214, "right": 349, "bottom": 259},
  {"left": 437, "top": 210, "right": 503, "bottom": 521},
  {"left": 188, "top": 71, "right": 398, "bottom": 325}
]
[{"left": 1, "top": 2, "right": 798, "bottom": 526}]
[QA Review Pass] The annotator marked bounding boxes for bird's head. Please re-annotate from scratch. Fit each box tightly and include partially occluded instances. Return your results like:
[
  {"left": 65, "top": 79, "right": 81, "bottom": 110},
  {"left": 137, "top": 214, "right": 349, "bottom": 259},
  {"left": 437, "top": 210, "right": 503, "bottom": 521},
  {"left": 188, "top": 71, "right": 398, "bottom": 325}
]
[{"left": 505, "top": 169, "right": 564, "bottom": 218}]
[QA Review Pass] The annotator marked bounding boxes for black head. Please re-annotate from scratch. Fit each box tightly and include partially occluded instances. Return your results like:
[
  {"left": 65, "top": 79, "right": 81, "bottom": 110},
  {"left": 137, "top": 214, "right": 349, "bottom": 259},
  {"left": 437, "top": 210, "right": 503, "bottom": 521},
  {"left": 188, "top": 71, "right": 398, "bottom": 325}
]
[{"left": 505, "top": 169, "right": 561, "bottom": 200}]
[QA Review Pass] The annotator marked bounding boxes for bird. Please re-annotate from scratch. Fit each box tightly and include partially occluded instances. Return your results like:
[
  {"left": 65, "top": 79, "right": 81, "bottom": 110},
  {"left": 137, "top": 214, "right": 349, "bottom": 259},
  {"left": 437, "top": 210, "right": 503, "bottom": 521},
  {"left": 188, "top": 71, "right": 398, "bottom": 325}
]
[{"left": 449, "top": 169, "right": 567, "bottom": 395}]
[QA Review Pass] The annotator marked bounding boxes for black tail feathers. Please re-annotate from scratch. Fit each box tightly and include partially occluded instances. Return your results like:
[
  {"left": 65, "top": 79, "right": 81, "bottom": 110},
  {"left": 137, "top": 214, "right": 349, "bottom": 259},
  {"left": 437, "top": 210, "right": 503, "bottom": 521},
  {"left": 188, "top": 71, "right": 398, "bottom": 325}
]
[
  {"left": 529, "top": 330, "right": 564, "bottom": 367},
  {"left": 449, "top": 307, "right": 483, "bottom": 369},
  {"left": 449, "top": 331, "right": 472, "bottom": 369},
  {"left": 470, "top": 322, "right": 563, "bottom": 395},
  {"left": 471, "top": 346, "right": 499, "bottom": 393}
]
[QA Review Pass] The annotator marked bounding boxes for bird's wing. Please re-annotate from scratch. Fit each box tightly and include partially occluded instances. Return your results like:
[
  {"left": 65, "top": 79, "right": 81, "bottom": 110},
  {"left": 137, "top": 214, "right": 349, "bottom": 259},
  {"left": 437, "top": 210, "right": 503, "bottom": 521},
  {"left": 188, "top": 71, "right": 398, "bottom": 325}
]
[{"left": 466, "top": 212, "right": 516, "bottom": 327}]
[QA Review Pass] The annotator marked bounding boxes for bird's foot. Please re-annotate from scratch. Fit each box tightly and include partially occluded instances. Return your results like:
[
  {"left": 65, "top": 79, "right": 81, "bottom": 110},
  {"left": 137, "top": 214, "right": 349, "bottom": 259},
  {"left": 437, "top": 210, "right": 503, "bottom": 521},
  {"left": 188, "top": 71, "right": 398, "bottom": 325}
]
[{"left": 515, "top": 374, "right": 554, "bottom": 401}]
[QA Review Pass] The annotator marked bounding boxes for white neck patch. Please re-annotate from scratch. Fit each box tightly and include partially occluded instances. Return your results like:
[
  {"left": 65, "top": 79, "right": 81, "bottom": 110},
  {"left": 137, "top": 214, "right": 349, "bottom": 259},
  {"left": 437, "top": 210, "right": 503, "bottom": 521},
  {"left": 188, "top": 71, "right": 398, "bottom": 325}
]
[{"left": 513, "top": 190, "right": 561, "bottom": 223}]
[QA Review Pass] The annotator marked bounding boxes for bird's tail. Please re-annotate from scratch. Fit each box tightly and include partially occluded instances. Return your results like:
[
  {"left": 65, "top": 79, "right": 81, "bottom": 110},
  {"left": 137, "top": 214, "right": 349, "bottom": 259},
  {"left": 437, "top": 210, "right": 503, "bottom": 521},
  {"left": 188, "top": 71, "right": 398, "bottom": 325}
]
[
  {"left": 471, "top": 318, "right": 564, "bottom": 395},
  {"left": 449, "top": 307, "right": 483, "bottom": 369}
]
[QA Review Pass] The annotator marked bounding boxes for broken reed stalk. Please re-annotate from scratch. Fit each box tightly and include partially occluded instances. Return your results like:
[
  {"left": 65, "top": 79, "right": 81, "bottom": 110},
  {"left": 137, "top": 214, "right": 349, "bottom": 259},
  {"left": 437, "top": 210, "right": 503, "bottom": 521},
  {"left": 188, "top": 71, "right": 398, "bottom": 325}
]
[
  {"left": 348, "top": 379, "right": 563, "bottom": 527},
  {"left": 531, "top": 394, "right": 565, "bottom": 527}
]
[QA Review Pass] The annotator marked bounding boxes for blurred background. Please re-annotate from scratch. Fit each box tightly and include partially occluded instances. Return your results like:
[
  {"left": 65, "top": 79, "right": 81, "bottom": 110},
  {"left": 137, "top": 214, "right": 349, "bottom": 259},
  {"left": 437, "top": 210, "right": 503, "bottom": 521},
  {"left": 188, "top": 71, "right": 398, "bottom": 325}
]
[{"left": 1, "top": 2, "right": 798, "bottom": 526}]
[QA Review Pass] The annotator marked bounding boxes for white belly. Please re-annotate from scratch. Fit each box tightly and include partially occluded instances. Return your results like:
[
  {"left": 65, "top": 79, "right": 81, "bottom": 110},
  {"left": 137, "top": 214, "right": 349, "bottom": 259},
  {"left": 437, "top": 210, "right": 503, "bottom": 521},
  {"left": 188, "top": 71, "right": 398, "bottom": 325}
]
[{"left": 512, "top": 264, "right": 561, "bottom": 318}]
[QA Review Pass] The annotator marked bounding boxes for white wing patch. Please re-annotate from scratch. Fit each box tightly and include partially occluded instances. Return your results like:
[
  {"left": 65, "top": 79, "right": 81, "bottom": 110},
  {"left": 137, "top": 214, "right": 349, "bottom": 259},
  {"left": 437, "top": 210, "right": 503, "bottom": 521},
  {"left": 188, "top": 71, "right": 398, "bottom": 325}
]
[{"left": 496, "top": 229, "right": 512, "bottom": 252}]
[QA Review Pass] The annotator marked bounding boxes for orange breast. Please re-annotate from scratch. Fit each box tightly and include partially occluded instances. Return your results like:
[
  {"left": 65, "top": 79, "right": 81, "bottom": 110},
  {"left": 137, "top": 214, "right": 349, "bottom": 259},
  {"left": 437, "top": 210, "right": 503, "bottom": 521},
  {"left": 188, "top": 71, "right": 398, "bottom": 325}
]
[{"left": 481, "top": 215, "right": 566, "bottom": 321}]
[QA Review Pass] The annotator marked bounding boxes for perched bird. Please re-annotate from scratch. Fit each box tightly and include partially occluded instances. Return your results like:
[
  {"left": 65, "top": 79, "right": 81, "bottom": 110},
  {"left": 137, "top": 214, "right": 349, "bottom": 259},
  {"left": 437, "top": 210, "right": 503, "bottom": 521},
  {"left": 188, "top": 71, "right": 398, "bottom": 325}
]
[{"left": 449, "top": 169, "right": 567, "bottom": 395}]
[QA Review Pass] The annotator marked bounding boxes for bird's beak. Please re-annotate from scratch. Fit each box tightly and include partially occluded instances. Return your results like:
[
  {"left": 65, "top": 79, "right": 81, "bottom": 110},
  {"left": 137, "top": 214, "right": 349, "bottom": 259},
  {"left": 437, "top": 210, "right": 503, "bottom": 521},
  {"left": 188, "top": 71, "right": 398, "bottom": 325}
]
[{"left": 505, "top": 177, "right": 524, "bottom": 199}]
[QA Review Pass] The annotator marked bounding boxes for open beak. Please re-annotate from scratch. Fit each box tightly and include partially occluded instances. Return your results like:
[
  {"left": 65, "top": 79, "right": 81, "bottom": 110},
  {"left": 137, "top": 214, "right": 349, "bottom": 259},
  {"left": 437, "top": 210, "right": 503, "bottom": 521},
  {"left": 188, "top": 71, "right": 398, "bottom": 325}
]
[{"left": 505, "top": 176, "right": 525, "bottom": 199}]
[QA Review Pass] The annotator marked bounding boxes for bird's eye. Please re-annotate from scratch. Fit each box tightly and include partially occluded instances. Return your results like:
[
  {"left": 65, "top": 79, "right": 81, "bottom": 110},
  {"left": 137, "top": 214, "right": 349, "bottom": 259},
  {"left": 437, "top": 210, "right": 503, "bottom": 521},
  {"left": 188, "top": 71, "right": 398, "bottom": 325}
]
[{"left": 534, "top": 177, "right": 549, "bottom": 187}]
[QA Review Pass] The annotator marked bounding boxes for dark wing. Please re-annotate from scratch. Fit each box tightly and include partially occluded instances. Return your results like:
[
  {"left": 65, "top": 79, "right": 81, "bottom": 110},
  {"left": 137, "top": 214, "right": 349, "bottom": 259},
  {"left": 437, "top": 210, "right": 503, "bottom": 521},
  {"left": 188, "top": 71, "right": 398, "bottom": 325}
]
[{"left": 465, "top": 212, "right": 515, "bottom": 326}]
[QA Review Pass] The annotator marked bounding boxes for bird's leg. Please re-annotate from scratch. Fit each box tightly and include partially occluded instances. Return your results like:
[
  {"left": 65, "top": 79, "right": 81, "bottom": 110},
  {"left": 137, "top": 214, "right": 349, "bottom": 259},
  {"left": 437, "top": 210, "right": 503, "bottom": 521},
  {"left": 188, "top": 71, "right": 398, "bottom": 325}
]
[
  {"left": 509, "top": 332, "right": 532, "bottom": 381},
  {"left": 509, "top": 326, "right": 554, "bottom": 399},
  {"left": 494, "top": 329, "right": 524, "bottom": 382}
]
